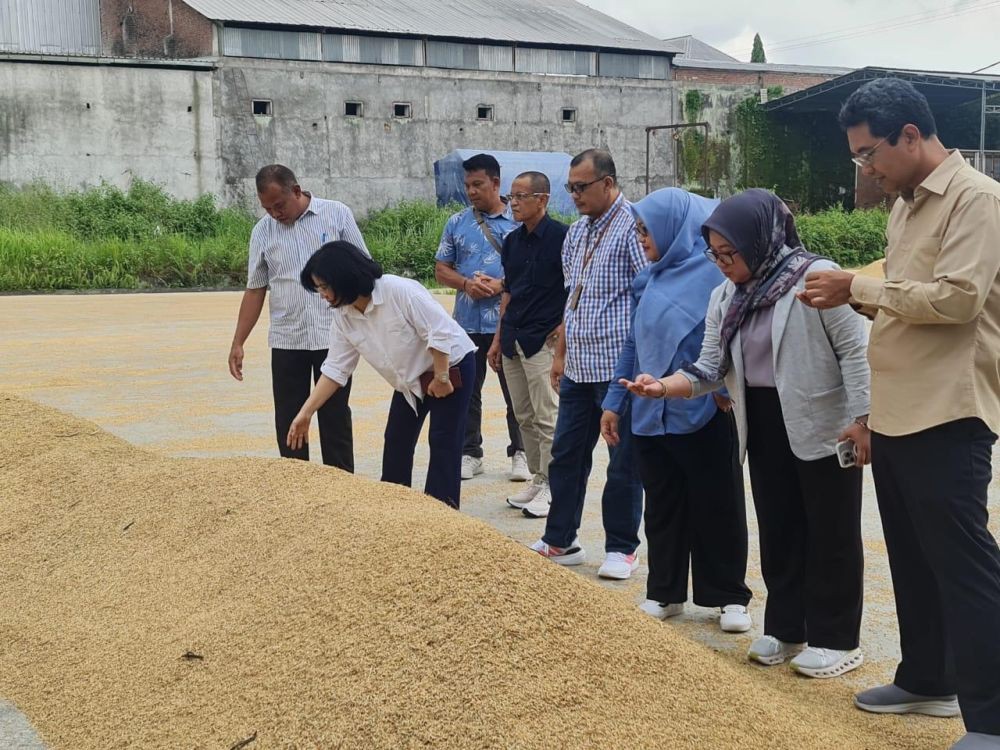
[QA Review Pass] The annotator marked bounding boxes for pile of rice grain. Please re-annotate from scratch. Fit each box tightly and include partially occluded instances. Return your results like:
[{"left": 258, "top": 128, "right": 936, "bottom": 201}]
[{"left": 0, "top": 394, "right": 960, "bottom": 749}]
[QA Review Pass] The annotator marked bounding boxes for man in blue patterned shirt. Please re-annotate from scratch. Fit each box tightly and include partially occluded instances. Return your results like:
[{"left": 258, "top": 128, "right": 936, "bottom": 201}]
[
  {"left": 434, "top": 154, "right": 527, "bottom": 482},
  {"left": 529, "top": 149, "right": 648, "bottom": 580}
]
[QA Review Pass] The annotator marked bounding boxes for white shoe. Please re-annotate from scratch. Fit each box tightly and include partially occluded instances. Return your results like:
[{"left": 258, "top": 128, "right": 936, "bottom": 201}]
[
  {"left": 790, "top": 646, "right": 864, "bottom": 679},
  {"left": 461, "top": 455, "right": 484, "bottom": 480},
  {"left": 639, "top": 599, "right": 684, "bottom": 620},
  {"left": 506, "top": 480, "right": 544, "bottom": 509},
  {"left": 598, "top": 551, "right": 640, "bottom": 580},
  {"left": 748, "top": 635, "right": 805, "bottom": 666},
  {"left": 529, "top": 537, "right": 585, "bottom": 565},
  {"left": 509, "top": 451, "right": 531, "bottom": 482},
  {"left": 719, "top": 604, "right": 752, "bottom": 633},
  {"left": 521, "top": 486, "right": 552, "bottom": 518}
]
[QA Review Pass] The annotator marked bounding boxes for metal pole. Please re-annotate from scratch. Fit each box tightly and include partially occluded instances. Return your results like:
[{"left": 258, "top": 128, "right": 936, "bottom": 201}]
[
  {"left": 702, "top": 123, "right": 710, "bottom": 192},
  {"left": 981, "top": 83, "right": 988, "bottom": 172},
  {"left": 645, "top": 128, "right": 651, "bottom": 196}
]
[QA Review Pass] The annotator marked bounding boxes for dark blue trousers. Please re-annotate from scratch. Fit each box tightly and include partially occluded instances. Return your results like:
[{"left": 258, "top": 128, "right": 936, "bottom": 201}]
[
  {"left": 542, "top": 376, "right": 643, "bottom": 553},
  {"left": 381, "top": 353, "right": 476, "bottom": 509}
]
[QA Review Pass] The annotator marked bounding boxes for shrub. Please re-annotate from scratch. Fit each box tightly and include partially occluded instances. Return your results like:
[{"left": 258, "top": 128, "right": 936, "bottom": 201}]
[{"left": 796, "top": 206, "right": 888, "bottom": 268}]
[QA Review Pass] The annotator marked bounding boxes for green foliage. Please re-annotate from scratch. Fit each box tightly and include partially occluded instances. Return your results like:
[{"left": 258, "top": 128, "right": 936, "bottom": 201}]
[
  {"left": 797, "top": 207, "right": 888, "bottom": 268},
  {"left": 683, "top": 89, "right": 704, "bottom": 124},
  {"left": 0, "top": 182, "right": 582, "bottom": 291},
  {"left": 751, "top": 33, "right": 767, "bottom": 63}
]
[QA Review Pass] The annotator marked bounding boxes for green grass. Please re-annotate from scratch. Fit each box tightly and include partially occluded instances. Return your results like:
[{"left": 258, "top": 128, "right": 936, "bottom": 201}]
[{"left": 0, "top": 181, "right": 886, "bottom": 292}]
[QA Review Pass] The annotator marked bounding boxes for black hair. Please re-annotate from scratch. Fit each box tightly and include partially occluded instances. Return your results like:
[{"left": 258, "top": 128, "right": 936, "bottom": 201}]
[
  {"left": 570, "top": 149, "right": 617, "bottom": 183},
  {"left": 516, "top": 171, "right": 551, "bottom": 193},
  {"left": 255, "top": 164, "right": 298, "bottom": 193},
  {"left": 838, "top": 77, "right": 937, "bottom": 144},
  {"left": 300, "top": 241, "right": 383, "bottom": 306},
  {"left": 461, "top": 153, "right": 501, "bottom": 179}
]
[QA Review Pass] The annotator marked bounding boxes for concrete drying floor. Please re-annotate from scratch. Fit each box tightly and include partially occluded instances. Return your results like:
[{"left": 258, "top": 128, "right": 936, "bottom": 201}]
[{"left": 1, "top": 289, "right": 997, "bottom": 747}]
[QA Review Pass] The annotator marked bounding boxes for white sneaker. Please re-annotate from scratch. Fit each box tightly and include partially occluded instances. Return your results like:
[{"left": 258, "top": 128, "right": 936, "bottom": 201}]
[
  {"left": 509, "top": 451, "right": 531, "bottom": 482},
  {"left": 521, "top": 486, "right": 552, "bottom": 518},
  {"left": 790, "top": 646, "right": 864, "bottom": 679},
  {"left": 639, "top": 599, "right": 684, "bottom": 620},
  {"left": 461, "top": 455, "right": 484, "bottom": 480},
  {"left": 529, "top": 537, "right": 585, "bottom": 565},
  {"left": 506, "top": 480, "right": 544, "bottom": 509},
  {"left": 598, "top": 551, "right": 640, "bottom": 580},
  {"left": 719, "top": 604, "right": 752, "bottom": 633},
  {"left": 748, "top": 635, "right": 805, "bottom": 666}
]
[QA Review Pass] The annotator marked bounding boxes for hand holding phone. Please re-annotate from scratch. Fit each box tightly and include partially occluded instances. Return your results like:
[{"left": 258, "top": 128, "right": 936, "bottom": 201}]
[{"left": 836, "top": 439, "right": 857, "bottom": 468}]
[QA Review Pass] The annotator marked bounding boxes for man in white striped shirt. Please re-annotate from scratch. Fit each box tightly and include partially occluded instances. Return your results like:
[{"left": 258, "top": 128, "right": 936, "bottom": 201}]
[{"left": 228, "top": 164, "right": 368, "bottom": 471}]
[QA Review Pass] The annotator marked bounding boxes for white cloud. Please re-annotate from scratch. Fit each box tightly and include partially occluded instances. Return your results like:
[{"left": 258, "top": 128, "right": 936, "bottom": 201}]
[{"left": 581, "top": 0, "right": 1000, "bottom": 71}]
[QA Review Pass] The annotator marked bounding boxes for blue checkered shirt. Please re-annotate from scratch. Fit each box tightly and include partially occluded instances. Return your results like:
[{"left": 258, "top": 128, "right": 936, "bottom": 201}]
[{"left": 562, "top": 193, "right": 648, "bottom": 383}]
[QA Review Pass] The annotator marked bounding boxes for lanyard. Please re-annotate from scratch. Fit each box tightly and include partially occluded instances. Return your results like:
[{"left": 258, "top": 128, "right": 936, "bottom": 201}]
[{"left": 568, "top": 205, "right": 622, "bottom": 311}]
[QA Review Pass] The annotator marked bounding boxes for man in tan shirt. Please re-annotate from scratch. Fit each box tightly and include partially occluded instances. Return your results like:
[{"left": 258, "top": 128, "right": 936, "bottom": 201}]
[{"left": 802, "top": 78, "right": 1000, "bottom": 750}]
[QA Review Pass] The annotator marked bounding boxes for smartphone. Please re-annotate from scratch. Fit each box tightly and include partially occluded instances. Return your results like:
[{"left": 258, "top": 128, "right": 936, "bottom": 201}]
[{"left": 836, "top": 439, "right": 857, "bottom": 469}]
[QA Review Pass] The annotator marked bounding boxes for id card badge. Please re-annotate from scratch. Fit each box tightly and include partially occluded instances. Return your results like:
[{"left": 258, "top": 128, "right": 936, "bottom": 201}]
[{"left": 568, "top": 284, "right": 583, "bottom": 311}]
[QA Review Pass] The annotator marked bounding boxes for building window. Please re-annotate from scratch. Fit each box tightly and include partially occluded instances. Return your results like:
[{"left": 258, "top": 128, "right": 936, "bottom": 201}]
[
  {"left": 477, "top": 104, "right": 494, "bottom": 121},
  {"left": 252, "top": 99, "right": 273, "bottom": 116},
  {"left": 345, "top": 101, "right": 363, "bottom": 117},
  {"left": 561, "top": 107, "right": 577, "bottom": 123},
  {"left": 393, "top": 102, "right": 412, "bottom": 119}
]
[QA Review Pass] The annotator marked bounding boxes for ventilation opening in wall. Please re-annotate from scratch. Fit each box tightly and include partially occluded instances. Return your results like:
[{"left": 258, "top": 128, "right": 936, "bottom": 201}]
[
  {"left": 477, "top": 104, "right": 494, "bottom": 121},
  {"left": 252, "top": 99, "right": 272, "bottom": 116},
  {"left": 393, "top": 102, "right": 412, "bottom": 119},
  {"left": 345, "top": 101, "right": 363, "bottom": 118},
  {"left": 561, "top": 107, "right": 577, "bottom": 123}
]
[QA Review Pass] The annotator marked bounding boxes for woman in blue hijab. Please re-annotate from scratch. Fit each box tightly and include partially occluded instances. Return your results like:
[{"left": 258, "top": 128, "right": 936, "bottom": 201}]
[{"left": 601, "top": 188, "right": 753, "bottom": 634}]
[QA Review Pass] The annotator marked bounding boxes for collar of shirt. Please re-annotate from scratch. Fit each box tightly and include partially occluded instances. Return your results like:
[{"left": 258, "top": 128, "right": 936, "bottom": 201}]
[
  {"left": 903, "top": 150, "right": 965, "bottom": 205},
  {"left": 476, "top": 202, "right": 512, "bottom": 221},
  {"left": 519, "top": 214, "right": 552, "bottom": 241},
  {"left": 585, "top": 192, "right": 626, "bottom": 234},
  {"left": 342, "top": 282, "right": 385, "bottom": 318}
]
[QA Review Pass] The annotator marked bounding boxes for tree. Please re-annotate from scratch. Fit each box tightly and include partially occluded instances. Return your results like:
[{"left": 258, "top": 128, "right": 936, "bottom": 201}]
[{"left": 751, "top": 33, "right": 767, "bottom": 63}]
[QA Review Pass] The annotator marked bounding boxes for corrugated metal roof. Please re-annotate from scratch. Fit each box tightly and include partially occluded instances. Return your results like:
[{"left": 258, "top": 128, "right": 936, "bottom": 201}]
[
  {"left": 180, "top": 0, "right": 682, "bottom": 54},
  {"left": 663, "top": 35, "right": 738, "bottom": 63},
  {"left": 672, "top": 58, "right": 851, "bottom": 77}
]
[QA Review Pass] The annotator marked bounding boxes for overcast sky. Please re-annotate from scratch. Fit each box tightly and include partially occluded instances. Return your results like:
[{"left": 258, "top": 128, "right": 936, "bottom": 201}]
[{"left": 580, "top": 0, "right": 1000, "bottom": 73}]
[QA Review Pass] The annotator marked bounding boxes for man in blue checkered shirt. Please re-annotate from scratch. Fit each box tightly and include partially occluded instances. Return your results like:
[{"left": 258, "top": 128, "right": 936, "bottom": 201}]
[{"left": 528, "top": 149, "right": 648, "bottom": 580}]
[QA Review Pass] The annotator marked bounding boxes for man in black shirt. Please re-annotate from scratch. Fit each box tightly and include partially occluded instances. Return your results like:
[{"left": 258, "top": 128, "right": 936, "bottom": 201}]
[{"left": 488, "top": 172, "right": 569, "bottom": 517}]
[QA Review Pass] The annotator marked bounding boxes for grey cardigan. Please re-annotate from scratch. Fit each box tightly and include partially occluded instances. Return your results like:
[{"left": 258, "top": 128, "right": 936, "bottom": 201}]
[{"left": 682, "top": 259, "right": 870, "bottom": 462}]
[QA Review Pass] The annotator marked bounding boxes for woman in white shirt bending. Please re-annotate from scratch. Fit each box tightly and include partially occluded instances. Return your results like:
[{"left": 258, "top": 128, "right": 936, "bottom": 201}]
[{"left": 287, "top": 241, "right": 477, "bottom": 508}]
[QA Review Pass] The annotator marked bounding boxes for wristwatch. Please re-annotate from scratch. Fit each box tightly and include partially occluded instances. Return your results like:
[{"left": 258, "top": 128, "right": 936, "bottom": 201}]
[{"left": 436, "top": 372, "right": 450, "bottom": 384}]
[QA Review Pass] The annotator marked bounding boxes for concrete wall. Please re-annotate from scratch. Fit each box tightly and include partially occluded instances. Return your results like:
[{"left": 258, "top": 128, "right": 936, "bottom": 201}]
[
  {"left": 673, "top": 67, "right": 837, "bottom": 90},
  {"left": 0, "top": 55, "right": 674, "bottom": 215},
  {"left": 0, "top": 60, "right": 219, "bottom": 199},
  {"left": 217, "top": 58, "right": 676, "bottom": 212}
]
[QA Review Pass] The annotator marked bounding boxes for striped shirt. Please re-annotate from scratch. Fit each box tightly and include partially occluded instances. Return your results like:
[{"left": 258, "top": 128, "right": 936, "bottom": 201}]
[
  {"left": 562, "top": 193, "right": 648, "bottom": 383},
  {"left": 247, "top": 195, "right": 368, "bottom": 350}
]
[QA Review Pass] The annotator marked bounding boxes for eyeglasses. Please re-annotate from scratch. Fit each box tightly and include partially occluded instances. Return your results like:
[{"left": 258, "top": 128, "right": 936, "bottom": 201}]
[
  {"left": 505, "top": 192, "right": 549, "bottom": 202},
  {"left": 851, "top": 129, "right": 900, "bottom": 168},
  {"left": 635, "top": 224, "right": 649, "bottom": 238},
  {"left": 564, "top": 176, "right": 613, "bottom": 195},
  {"left": 704, "top": 248, "right": 740, "bottom": 266}
]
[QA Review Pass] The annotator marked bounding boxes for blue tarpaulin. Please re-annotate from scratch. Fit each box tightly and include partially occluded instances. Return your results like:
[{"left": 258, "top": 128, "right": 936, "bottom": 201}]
[{"left": 433, "top": 149, "right": 578, "bottom": 216}]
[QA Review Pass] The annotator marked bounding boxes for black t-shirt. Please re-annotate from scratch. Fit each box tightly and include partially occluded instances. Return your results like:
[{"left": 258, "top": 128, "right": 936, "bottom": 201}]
[{"left": 500, "top": 215, "right": 569, "bottom": 359}]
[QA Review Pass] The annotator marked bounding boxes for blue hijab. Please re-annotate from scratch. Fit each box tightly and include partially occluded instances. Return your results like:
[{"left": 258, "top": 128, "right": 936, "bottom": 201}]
[{"left": 629, "top": 188, "right": 723, "bottom": 382}]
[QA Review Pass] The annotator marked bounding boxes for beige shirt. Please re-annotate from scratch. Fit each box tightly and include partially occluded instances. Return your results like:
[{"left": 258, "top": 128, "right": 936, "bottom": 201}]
[{"left": 850, "top": 150, "right": 1000, "bottom": 436}]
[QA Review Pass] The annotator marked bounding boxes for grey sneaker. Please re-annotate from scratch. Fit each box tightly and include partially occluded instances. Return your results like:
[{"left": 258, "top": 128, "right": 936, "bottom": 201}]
[
  {"left": 854, "top": 683, "right": 960, "bottom": 718},
  {"left": 951, "top": 733, "right": 1000, "bottom": 749}
]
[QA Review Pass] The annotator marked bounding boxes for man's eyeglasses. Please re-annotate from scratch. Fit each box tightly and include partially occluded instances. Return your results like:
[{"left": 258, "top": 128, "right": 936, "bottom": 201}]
[
  {"left": 851, "top": 129, "right": 900, "bottom": 168},
  {"left": 704, "top": 248, "right": 740, "bottom": 266},
  {"left": 505, "top": 192, "right": 549, "bottom": 202},
  {"left": 564, "top": 176, "right": 613, "bottom": 195}
]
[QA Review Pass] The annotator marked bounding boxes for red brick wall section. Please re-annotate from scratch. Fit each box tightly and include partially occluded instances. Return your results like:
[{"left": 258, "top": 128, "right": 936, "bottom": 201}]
[
  {"left": 673, "top": 67, "right": 838, "bottom": 93},
  {"left": 101, "top": 0, "right": 214, "bottom": 58}
]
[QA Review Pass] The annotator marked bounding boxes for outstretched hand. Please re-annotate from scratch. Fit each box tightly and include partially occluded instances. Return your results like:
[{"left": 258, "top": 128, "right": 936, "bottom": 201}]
[{"left": 619, "top": 373, "right": 667, "bottom": 399}]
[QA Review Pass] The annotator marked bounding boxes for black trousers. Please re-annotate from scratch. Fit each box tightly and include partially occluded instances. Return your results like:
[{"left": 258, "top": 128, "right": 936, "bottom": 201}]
[
  {"left": 463, "top": 333, "right": 523, "bottom": 459},
  {"left": 635, "top": 409, "right": 752, "bottom": 607},
  {"left": 271, "top": 348, "right": 354, "bottom": 472},
  {"left": 745, "top": 387, "right": 864, "bottom": 650},
  {"left": 872, "top": 418, "right": 1000, "bottom": 734}
]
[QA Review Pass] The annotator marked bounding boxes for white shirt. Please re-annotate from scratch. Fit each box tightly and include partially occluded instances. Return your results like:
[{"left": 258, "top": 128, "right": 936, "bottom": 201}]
[
  {"left": 247, "top": 195, "right": 369, "bottom": 350},
  {"left": 320, "top": 276, "right": 477, "bottom": 412}
]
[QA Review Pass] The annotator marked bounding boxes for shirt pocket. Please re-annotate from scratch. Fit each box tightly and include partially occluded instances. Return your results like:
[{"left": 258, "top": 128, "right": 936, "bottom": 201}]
[{"left": 531, "top": 253, "right": 564, "bottom": 289}]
